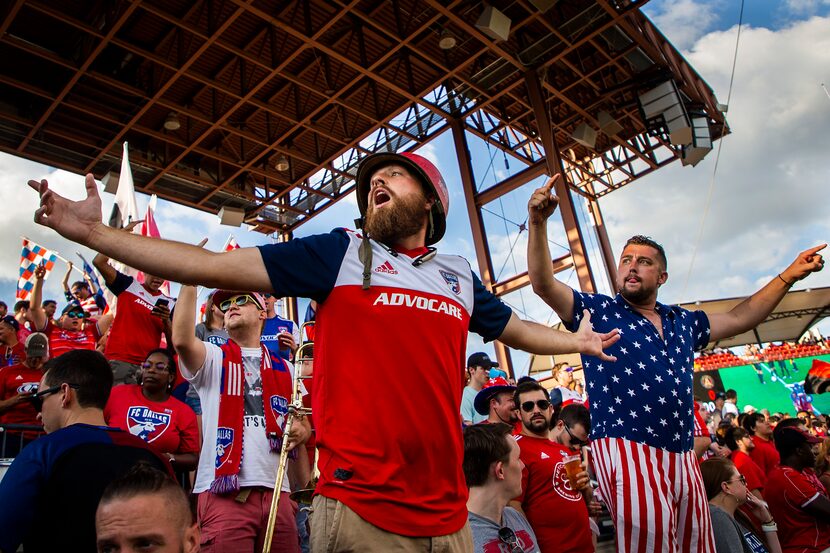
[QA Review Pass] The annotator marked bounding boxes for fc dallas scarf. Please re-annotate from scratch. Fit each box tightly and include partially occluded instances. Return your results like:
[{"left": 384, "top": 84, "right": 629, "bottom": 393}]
[{"left": 210, "top": 340, "right": 292, "bottom": 494}]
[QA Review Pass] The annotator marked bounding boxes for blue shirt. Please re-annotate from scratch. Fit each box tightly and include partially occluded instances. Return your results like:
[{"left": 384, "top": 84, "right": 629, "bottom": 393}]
[
  {"left": 0, "top": 423, "right": 169, "bottom": 553},
  {"left": 261, "top": 314, "right": 299, "bottom": 361},
  {"left": 564, "top": 290, "right": 710, "bottom": 453}
]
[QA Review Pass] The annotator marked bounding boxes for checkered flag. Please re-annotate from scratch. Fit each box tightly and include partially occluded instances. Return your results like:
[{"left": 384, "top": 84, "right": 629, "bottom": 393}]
[{"left": 17, "top": 238, "right": 58, "bottom": 300}]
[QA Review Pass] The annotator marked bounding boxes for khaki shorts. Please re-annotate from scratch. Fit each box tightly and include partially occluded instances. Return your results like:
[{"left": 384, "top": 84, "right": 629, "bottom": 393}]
[{"left": 309, "top": 495, "right": 472, "bottom": 553}]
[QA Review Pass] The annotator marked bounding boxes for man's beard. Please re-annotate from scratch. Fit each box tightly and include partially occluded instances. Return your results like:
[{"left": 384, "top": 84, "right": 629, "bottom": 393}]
[
  {"left": 364, "top": 190, "right": 428, "bottom": 245},
  {"left": 524, "top": 414, "right": 550, "bottom": 436},
  {"left": 619, "top": 277, "right": 656, "bottom": 304}
]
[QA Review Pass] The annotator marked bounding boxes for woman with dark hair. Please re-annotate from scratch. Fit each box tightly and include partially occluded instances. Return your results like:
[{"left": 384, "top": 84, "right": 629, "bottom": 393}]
[
  {"left": 104, "top": 348, "right": 199, "bottom": 473},
  {"left": 700, "top": 457, "right": 782, "bottom": 553}
]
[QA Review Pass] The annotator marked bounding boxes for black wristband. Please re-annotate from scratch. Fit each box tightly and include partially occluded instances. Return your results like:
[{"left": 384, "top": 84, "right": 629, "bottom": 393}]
[{"left": 777, "top": 274, "right": 794, "bottom": 286}]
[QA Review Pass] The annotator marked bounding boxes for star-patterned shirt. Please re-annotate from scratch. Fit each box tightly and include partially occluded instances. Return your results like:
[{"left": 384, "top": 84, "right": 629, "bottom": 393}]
[{"left": 564, "top": 290, "right": 711, "bottom": 453}]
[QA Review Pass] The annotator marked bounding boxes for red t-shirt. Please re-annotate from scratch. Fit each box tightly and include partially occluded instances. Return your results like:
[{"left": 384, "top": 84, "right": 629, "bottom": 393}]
[
  {"left": 1, "top": 342, "right": 26, "bottom": 369},
  {"left": 514, "top": 434, "right": 593, "bottom": 553},
  {"left": 766, "top": 466, "right": 830, "bottom": 553},
  {"left": 750, "top": 435, "right": 781, "bottom": 475},
  {"left": 104, "top": 384, "right": 199, "bottom": 456},
  {"left": 42, "top": 320, "right": 99, "bottom": 359},
  {"left": 0, "top": 363, "right": 41, "bottom": 426},
  {"left": 303, "top": 375, "right": 316, "bottom": 474},
  {"left": 104, "top": 273, "right": 175, "bottom": 364},
  {"left": 731, "top": 450, "right": 766, "bottom": 492}
]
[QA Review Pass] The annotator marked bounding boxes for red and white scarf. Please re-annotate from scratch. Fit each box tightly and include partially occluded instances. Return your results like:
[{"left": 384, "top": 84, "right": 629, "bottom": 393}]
[{"left": 210, "top": 340, "right": 293, "bottom": 494}]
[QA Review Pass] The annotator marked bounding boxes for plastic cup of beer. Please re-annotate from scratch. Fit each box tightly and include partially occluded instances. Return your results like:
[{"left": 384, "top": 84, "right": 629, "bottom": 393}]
[{"left": 563, "top": 454, "right": 582, "bottom": 490}]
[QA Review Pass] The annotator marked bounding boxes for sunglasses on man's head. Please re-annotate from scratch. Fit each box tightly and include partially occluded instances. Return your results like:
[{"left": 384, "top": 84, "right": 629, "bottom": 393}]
[
  {"left": 219, "top": 295, "right": 260, "bottom": 312},
  {"left": 64, "top": 311, "right": 86, "bottom": 319},
  {"left": 29, "top": 383, "right": 80, "bottom": 412},
  {"left": 520, "top": 399, "right": 550, "bottom": 413},
  {"left": 497, "top": 527, "right": 523, "bottom": 553}
]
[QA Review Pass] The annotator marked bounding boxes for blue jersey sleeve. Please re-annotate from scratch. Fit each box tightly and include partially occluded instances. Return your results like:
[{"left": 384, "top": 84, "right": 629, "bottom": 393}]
[
  {"left": 0, "top": 440, "right": 46, "bottom": 552},
  {"left": 257, "top": 229, "right": 350, "bottom": 303},
  {"left": 468, "top": 272, "right": 512, "bottom": 342},
  {"left": 94, "top": 290, "right": 108, "bottom": 310},
  {"left": 106, "top": 271, "right": 133, "bottom": 296}
]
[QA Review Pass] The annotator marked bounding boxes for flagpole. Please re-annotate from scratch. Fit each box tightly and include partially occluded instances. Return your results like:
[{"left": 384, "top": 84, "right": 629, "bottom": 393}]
[{"left": 21, "top": 236, "right": 84, "bottom": 275}]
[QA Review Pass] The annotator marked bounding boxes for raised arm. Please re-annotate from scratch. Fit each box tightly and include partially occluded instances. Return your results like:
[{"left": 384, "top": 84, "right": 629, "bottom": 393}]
[
  {"left": 29, "top": 174, "right": 273, "bottom": 291},
  {"left": 92, "top": 252, "right": 118, "bottom": 286},
  {"left": 708, "top": 245, "right": 825, "bottom": 342},
  {"left": 61, "top": 262, "right": 72, "bottom": 294},
  {"left": 527, "top": 175, "right": 577, "bottom": 323},
  {"left": 498, "top": 310, "right": 619, "bottom": 361},
  {"left": 26, "top": 265, "right": 48, "bottom": 331},
  {"left": 171, "top": 285, "right": 207, "bottom": 376}
]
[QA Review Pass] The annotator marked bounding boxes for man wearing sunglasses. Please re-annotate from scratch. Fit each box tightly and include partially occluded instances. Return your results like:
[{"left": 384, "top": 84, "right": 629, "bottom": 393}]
[
  {"left": 511, "top": 381, "right": 593, "bottom": 552},
  {"left": 172, "top": 285, "right": 310, "bottom": 553},
  {"left": 29, "top": 152, "right": 620, "bottom": 552},
  {"left": 27, "top": 264, "right": 102, "bottom": 359},
  {"left": 0, "top": 350, "right": 171, "bottom": 553}
]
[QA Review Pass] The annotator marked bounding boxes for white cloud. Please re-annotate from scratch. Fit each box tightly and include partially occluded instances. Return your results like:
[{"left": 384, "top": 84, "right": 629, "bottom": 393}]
[
  {"left": 646, "top": 0, "right": 720, "bottom": 50},
  {"left": 786, "top": 0, "right": 830, "bottom": 14}
]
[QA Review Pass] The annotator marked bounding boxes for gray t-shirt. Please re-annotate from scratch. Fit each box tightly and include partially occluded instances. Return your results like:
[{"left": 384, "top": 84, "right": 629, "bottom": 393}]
[
  {"left": 462, "top": 386, "right": 487, "bottom": 424},
  {"left": 709, "top": 504, "right": 768, "bottom": 553},
  {"left": 468, "top": 508, "right": 539, "bottom": 552}
]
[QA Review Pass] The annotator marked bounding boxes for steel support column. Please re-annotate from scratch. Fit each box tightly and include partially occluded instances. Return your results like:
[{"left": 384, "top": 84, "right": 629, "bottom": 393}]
[
  {"left": 525, "top": 69, "right": 597, "bottom": 293},
  {"left": 450, "top": 118, "right": 514, "bottom": 378}
]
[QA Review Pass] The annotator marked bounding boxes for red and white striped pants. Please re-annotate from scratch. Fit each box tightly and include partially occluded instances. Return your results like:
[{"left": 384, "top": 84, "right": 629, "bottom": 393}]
[{"left": 591, "top": 437, "right": 716, "bottom": 553}]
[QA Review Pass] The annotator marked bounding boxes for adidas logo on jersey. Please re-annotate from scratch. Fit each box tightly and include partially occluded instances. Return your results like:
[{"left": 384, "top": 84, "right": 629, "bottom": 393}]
[
  {"left": 541, "top": 452, "right": 550, "bottom": 459},
  {"left": 373, "top": 261, "right": 398, "bottom": 274}
]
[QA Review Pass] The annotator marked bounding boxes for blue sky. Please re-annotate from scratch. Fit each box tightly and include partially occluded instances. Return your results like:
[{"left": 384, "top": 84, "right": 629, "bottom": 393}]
[{"left": 2, "top": 1, "right": 829, "bottom": 376}]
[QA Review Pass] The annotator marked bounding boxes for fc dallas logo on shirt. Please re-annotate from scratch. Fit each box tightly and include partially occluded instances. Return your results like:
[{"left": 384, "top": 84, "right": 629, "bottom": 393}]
[{"left": 126, "top": 406, "right": 171, "bottom": 443}]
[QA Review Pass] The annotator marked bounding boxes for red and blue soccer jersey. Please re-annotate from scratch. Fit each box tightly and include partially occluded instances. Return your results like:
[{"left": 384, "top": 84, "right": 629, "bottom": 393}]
[
  {"left": 565, "top": 291, "right": 711, "bottom": 453},
  {"left": 257, "top": 229, "right": 512, "bottom": 537},
  {"left": 104, "top": 272, "right": 175, "bottom": 364},
  {"left": 104, "top": 384, "right": 199, "bottom": 456}
]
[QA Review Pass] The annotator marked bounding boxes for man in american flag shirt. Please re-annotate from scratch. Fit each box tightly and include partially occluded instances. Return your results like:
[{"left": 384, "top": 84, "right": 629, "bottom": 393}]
[{"left": 527, "top": 175, "right": 825, "bottom": 553}]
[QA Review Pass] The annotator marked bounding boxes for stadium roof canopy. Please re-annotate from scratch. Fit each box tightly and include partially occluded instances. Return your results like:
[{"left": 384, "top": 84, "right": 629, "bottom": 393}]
[
  {"left": 678, "top": 287, "right": 830, "bottom": 349},
  {"left": 0, "top": 0, "right": 726, "bottom": 235}
]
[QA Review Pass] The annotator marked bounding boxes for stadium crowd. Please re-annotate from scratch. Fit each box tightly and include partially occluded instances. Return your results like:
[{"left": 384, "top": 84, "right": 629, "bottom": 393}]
[{"left": 0, "top": 153, "right": 827, "bottom": 553}]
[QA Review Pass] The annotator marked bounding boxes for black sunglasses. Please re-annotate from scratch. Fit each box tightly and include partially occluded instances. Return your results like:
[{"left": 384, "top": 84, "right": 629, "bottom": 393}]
[
  {"left": 520, "top": 399, "right": 550, "bottom": 413},
  {"left": 564, "top": 423, "right": 589, "bottom": 448},
  {"left": 64, "top": 311, "right": 86, "bottom": 319},
  {"left": 497, "top": 527, "right": 523, "bottom": 553},
  {"left": 29, "top": 383, "right": 80, "bottom": 411}
]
